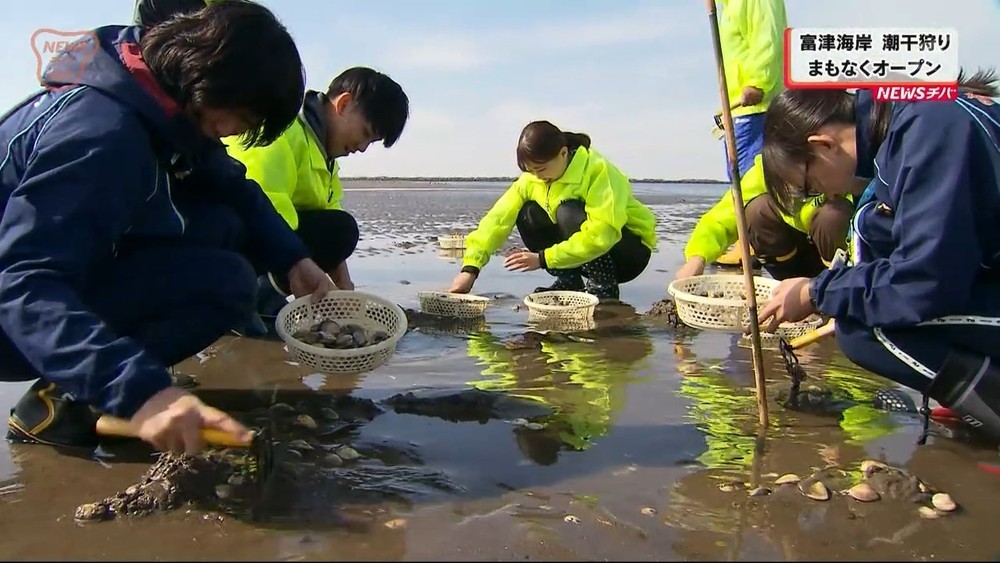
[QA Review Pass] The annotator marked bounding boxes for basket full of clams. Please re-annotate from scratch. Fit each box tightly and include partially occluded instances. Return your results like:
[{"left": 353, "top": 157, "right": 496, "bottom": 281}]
[{"left": 275, "top": 291, "right": 408, "bottom": 375}]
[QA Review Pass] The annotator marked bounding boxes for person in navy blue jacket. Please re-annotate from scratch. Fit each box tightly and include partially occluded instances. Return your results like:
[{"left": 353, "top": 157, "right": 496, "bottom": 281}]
[
  {"left": 755, "top": 69, "right": 1000, "bottom": 443},
  {"left": 0, "top": 1, "right": 335, "bottom": 453}
]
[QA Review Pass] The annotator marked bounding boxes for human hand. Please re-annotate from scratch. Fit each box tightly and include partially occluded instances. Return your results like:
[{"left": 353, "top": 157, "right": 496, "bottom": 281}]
[
  {"left": 130, "top": 387, "right": 252, "bottom": 454},
  {"left": 287, "top": 257, "right": 337, "bottom": 302},
  {"left": 674, "top": 257, "right": 706, "bottom": 281},
  {"left": 756, "top": 277, "right": 816, "bottom": 333},
  {"left": 504, "top": 251, "right": 541, "bottom": 273},
  {"left": 449, "top": 272, "right": 476, "bottom": 293},
  {"left": 740, "top": 86, "right": 764, "bottom": 106},
  {"left": 330, "top": 262, "right": 355, "bottom": 290}
]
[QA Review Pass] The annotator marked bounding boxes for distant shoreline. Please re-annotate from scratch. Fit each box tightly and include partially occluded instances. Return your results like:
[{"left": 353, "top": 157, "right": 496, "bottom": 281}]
[{"left": 341, "top": 176, "right": 728, "bottom": 185}]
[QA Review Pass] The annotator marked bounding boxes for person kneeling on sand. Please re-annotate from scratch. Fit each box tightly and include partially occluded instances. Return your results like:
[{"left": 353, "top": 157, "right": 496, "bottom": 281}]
[
  {"left": 449, "top": 121, "right": 658, "bottom": 301},
  {"left": 674, "top": 155, "right": 852, "bottom": 281},
  {"left": 224, "top": 67, "right": 410, "bottom": 336},
  {"left": 755, "top": 70, "right": 1000, "bottom": 442},
  {"left": 0, "top": 1, "right": 335, "bottom": 453}
]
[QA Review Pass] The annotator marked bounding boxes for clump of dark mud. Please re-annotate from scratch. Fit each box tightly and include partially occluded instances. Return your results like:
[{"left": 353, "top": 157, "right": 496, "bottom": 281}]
[
  {"left": 75, "top": 449, "right": 253, "bottom": 522},
  {"left": 383, "top": 388, "right": 553, "bottom": 424},
  {"left": 75, "top": 393, "right": 383, "bottom": 523}
]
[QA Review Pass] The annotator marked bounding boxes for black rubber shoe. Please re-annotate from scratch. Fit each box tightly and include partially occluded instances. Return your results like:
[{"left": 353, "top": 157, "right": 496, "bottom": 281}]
[{"left": 6, "top": 380, "right": 101, "bottom": 449}]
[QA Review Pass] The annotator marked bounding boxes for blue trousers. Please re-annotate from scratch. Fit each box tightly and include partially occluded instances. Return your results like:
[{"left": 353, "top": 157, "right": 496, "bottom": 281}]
[
  {"left": 723, "top": 112, "right": 766, "bottom": 181},
  {"left": 835, "top": 283, "right": 1000, "bottom": 397},
  {"left": 0, "top": 202, "right": 257, "bottom": 381}
]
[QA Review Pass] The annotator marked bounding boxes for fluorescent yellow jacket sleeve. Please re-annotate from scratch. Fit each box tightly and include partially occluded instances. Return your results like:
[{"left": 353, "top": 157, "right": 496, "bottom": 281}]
[
  {"left": 685, "top": 156, "right": 767, "bottom": 263},
  {"left": 462, "top": 180, "right": 527, "bottom": 270},
  {"left": 740, "top": 0, "right": 786, "bottom": 96},
  {"left": 225, "top": 137, "right": 301, "bottom": 230},
  {"left": 720, "top": 0, "right": 788, "bottom": 116},
  {"left": 684, "top": 195, "right": 743, "bottom": 264},
  {"left": 544, "top": 162, "right": 628, "bottom": 270}
]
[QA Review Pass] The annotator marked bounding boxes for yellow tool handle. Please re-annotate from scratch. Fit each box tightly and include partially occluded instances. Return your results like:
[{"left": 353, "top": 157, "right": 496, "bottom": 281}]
[
  {"left": 789, "top": 319, "right": 836, "bottom": 350},
  {"left": 95, "top": 415, "right": 252, "bottom": 448}
]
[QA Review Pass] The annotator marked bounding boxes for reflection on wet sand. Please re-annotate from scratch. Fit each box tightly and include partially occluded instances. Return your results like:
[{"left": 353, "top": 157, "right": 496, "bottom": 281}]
[{"left": 1, "top": 183, "right": 999, "bottom": 560}]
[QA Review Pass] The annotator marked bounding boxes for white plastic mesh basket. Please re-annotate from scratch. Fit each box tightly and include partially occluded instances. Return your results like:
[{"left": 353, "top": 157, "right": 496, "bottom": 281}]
[
  {"left": 523, "top": 291, "right": 599, "bottom": 323},
  {"left": 417, "top": 291, "right": 491, "bottom": 318},
  {"left": 738, "top": 315, "right": 827, "bottom": 350},
  {"left": 437, "top": 248, "right": 464, "bottom": 260},
  {"left": 437, "top": 234, "right": 466, "bottom": 249},
  {"left": 275, "top": 291, "right": 408, "bottom": 375},
  {"left": 668, "top": 274, "right": 810, "bottom": 334}
]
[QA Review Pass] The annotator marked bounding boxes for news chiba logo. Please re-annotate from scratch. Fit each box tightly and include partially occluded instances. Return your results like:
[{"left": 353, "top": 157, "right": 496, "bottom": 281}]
[{"left": 784, "top": 27, "right": 959, "bottom": 102}]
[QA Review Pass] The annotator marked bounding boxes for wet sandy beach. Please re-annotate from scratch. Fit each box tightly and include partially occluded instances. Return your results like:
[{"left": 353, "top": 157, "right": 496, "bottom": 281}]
[{"left": 1, "top": 181, "right": 999, "bottom": 561}]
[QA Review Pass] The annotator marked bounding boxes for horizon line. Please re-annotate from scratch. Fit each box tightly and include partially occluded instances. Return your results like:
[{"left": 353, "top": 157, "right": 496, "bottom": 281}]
[{"left": 341, "top": 176, "right": 729, "bottom": 184}]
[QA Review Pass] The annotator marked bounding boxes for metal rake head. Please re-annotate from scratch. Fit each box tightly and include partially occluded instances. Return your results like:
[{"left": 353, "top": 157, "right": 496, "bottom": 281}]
[{"left": 247, "top": 414, "right": 285, "bottom": 521}]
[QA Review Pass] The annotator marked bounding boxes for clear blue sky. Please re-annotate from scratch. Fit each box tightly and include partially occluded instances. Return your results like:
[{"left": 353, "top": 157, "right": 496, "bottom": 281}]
[{"left": 1, "top": 0, "right": 997, "bottom": 180}]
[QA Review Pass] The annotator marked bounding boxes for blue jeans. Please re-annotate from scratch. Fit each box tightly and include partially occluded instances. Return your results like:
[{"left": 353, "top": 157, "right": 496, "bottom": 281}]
[{"left": 723, "top": 112, "right": 766, "bottom": 180}]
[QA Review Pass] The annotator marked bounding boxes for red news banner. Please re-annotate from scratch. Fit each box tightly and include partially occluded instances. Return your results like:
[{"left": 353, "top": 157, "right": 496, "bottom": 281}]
[{"left": 783, "top": 27, "right": 959, "bottom": 102}]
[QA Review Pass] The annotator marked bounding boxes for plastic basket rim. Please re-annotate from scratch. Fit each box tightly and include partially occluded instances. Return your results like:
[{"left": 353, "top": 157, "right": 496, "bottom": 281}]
[
  {"left": 667, "top": 274, "right": 779, "bottom": 308},
  {"left": 437, "top": 234, "right": 466, "bottom": 241},
  {"left": 523, "top": 290, "right": 600, "bottom": 312},
  {"left": 274, "top": 290, "right": 409, "bottom": 359},
  {"left": 417, "top": 290, "right": 492, "bottom": 304}
]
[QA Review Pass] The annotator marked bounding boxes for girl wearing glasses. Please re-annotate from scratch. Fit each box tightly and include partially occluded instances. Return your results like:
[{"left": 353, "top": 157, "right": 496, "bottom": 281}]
[{"left": 756, "top": 69, "right": 1000, "bottom": 442}]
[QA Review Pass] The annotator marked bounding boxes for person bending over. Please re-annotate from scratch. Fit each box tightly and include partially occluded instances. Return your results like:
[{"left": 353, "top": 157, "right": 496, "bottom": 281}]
[
  {"left": 675, "top": 155, "right": 852, "bottom": 281},
  {"left": 756, "top": 70, "right": 1000, "bottom": 442},
  {"left": 225, "top": 67, "right": 409, "bottom": 333},
  {"left": 0, "top": 1, "right": 334, "bottom": 453},
  {"left": 449, "top": 121, "right": 657, "bottom": 301}
]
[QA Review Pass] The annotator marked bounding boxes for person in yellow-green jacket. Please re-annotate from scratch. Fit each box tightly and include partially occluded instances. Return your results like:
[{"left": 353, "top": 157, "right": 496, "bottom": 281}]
[
  {"left": 674, "top": 155, "right": 852, "bottom": 281},
  {"left": 448, "top": 121, "right": 658, "bottom": 301},
  {"left": 716, "top": 0, "right": 787, "bottom": 180},
  {"left": 224, "top": 67, "right": 409, "bottom": 334}
]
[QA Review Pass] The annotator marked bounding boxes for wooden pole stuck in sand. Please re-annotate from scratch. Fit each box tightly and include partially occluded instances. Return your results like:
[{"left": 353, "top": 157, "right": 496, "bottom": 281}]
[{"left": 703, "top": 0, "right": 770, "bottom": 429}]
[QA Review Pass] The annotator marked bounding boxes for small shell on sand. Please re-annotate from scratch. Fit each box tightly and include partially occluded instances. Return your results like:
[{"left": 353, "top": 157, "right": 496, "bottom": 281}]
[
  {"left": 775, "top": 473, "right": 801, "bottom": 485},
  {"left": 641, "top": 507, "right": 657, "bottom": 516},
  {"left": 932, "top": 493, "right": 957, "bottom": 512},
  {"left": 801, "top": 481, "right": 830, "bottom": 501},
  {"left": 848, "top": 483, "right": 880, "bottom": 502},
  {"left": 918, "top": 506, "right": 940, "bottom": 519},
  {"left": 335, "top": 446, "right": 361, "bottom": 461},
  {"left": 295, "top": 414, "right": 318, "bottom": 429},
  {"left": 564, "top": 515, "right": 581, "bottom": 524},
  {"left": 749, "top": 487, "right": 771, "bottom": 497},
  {"left": 861, "top": 460, "right": 888, "bottom": 476}
]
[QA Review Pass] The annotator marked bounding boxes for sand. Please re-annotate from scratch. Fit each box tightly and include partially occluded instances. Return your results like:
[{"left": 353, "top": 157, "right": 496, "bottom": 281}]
[{"left": 0, "top": 181, "right": 998, "bottom": 561}]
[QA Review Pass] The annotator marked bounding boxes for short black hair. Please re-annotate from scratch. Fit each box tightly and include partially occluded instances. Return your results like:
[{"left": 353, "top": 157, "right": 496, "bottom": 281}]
[
  {"left": 132, "top": 0, "right": 207, "bottom": 28},
  {"left": 327, "top": 66, "right": 409, "bottom": 148},
  {"left": 141, "top": 0, "right": 305, "bottom": 148}
]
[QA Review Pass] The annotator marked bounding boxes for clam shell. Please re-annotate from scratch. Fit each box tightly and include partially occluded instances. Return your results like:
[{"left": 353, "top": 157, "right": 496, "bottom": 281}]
[
  {"left": 295, "top": 414, "right": 318, "bottom": 429},
  {"left": 319, "top": 320, "right": 341, "bottom": 334},
  {"left": 931, "top": 493, "right": 956, "bottom": 512},
  {"left": 775, "top": 473, "right": 801, "bottom": 485},
  {"left": 861, "top": 459, "right": 888, "bottom": 476},
  {"left": 288, "top": 439, "right": 314, "bottom": 451},
  {"left": 335, "top": 445, "right": 361, "bottom": 461},
  {"left": 848, "top": 483, "right": 880, "bottom": 502},
  {"left": 801, "top": 480, "right": 830, "bottom": 501},
  {"left": 918, "top": 506, "right": 940, "bottom": 519}
]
